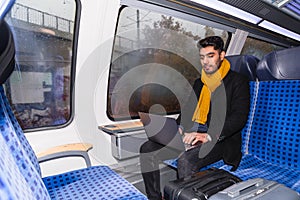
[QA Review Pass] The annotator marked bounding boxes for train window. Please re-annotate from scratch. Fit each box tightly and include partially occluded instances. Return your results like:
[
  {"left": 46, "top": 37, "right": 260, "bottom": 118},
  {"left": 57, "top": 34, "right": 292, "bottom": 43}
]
[
  {"left": 4, "top": 0, "right": 77, "bottom": 130},
  {"left": 241, "top": 37, "right": 285, "bottom": 59},
  {"left": 107, "top": 6, "right": 229, "bottom": 120}
]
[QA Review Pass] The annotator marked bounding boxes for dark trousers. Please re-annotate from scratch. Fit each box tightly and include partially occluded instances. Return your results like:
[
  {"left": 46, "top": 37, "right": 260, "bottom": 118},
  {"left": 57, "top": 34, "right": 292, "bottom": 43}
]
[{"left": 139, "top": 140, "right": 223, "bottom": 200}]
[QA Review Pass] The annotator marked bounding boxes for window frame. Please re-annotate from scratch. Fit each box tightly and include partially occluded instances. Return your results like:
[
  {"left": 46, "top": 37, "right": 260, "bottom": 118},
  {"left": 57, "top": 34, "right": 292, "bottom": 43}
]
[
  {"left": 106, "top": 2, "right": 233, "bottom": 121},
  {"left": 4, "top": 0, "right": 81, "bottom": 132}
]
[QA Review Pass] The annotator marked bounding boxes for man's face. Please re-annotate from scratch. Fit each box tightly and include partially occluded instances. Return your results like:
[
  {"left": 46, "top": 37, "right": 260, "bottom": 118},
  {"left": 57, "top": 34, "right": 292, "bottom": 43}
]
[{"left": 199, "top": 46, "right": 225, "bottom": 75}]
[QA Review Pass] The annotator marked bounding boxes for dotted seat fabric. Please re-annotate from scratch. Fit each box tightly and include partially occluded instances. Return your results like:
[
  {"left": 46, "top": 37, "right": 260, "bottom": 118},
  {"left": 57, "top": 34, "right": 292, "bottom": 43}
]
[
  {"left": 0, "top": 128, "right": 35, "bottom": 200},
  {"left": 211, "top": 154, "right": 300, "bottom": 193},
  {"left": 248, "top": 80, "right": 300, "bottom": 170},
  {"left": 0, "top": 86, "right": 41, "bottom": 176},
  {"left": 0, "top": 88, "right": 51, "bottom": 200},
  {"left": 211, "top": 80, "right": 300, "bottom": 193},
  {"left": 43, "top": 166, "right": 147, "bottom": 200}
]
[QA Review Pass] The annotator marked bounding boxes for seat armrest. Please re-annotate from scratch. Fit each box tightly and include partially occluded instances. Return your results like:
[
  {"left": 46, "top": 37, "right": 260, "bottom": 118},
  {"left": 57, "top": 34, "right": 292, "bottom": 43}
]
[{"left": 36, "top": 143, "right": 93, "bottom": 167}]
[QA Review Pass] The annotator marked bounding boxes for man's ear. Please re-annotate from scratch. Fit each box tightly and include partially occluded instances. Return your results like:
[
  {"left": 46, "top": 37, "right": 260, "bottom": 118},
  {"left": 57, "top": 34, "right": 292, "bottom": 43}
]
[{"left": 220, "top": 51, "right": 226, "bottom": 60}]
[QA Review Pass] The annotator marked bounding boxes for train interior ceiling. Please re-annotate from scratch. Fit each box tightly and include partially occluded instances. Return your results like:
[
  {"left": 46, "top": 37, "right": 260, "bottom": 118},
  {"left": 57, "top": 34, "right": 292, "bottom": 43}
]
[{"left": 0, "top": 0, "right": 300, "bottom": 199}]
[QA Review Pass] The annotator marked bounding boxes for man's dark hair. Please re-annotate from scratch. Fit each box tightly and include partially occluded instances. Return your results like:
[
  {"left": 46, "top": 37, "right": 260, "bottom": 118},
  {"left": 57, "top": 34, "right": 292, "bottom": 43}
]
[{"left": 197, "top": 36, "right": 224, "bottom": 52}]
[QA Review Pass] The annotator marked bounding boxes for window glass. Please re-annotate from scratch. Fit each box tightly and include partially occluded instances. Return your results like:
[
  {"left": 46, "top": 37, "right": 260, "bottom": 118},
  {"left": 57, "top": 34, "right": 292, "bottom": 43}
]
[
  {"left": 241, "top": 37, "right": 284, "bottom": 59},
  {"left": 4, "top": 0, "right": 76, "bottom": 130},
  {"left": 108, "top": 6, "right": 229, "bottom": 120}
]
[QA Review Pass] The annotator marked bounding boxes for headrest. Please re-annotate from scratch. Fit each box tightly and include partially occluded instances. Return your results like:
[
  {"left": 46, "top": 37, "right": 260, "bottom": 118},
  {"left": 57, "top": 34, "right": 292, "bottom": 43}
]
[
  {"left": 256, "top": 46, "right": 300, "bottom": 80},
  {"left": 226, "top": 55, "right": 259, "bottom": 81},
  {"left": 0, "top": 20, "right": 15, "bottom": 84}
]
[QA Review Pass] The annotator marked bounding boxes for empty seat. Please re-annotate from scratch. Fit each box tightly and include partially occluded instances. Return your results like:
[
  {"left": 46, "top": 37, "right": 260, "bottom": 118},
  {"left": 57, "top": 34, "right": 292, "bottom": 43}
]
[
  {"left": 0, "top": 20, "right": 147, "bottom": 200},
  {"left": 211, "top": 48, "right": 300, "bottom": 192},
  {"left": 256, "top": 46, "right": 300, "bottom": 80}
]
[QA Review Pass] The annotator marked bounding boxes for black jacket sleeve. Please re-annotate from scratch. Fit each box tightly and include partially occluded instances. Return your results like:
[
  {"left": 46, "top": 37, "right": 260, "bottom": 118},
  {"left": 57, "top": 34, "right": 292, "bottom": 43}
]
[{"left": 220, "top": 71, "right": 250, "bottom": 139}]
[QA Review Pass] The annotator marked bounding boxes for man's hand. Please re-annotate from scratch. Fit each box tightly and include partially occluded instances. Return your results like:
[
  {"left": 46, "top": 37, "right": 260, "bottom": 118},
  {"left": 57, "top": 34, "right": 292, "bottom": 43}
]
[{"left": 183, "top": 132, "right": 211, "bottom": 145}]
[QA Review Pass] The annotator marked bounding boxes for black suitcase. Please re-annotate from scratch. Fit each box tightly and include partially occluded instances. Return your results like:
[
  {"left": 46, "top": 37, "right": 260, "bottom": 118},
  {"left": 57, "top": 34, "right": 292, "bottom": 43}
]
[{"left": 164, "top": 167, "right": 241, "bottom": 200}]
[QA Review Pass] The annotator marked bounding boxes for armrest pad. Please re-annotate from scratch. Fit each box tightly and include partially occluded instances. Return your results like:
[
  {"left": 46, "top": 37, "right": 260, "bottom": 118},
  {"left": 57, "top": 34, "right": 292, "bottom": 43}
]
[{"left": 37, "top": 143, "right": 93, "bottom": 167}]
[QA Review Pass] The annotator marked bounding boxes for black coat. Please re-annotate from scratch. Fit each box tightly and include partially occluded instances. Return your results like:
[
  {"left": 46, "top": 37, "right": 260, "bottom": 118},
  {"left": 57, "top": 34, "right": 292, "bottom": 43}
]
[{"left": 177, "top": 70, "right": 250, "bottom": 170}]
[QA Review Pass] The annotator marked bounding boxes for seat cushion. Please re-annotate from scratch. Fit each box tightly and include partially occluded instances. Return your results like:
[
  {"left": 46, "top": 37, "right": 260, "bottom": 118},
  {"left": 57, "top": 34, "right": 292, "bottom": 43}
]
[
  {"left": 165, "top": 154, "right": 300, "bottom": 193},
  {"left": 211, "top": 154, "right": 300, "bottom": 193},
  {"left": 43, "top": 165, "right": 147, "bottom": 200}
]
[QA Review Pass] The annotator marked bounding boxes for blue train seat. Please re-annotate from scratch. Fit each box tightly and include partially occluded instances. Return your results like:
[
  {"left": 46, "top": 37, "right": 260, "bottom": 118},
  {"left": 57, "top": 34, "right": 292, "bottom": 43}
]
[
  {"left": 0, "top": 86, "right": 147, "bottom": 200},
  {"left": 225, "top": 80, "right": 300, "bottom": 191},
  {"left": 164, "top": 47, "right": 300, "bottom": 193},
  {"left": 0, "top": 21, "right": 147, "bottom": 200},
  {"left": 211, "top": 46, "right": 300, "bottom": 192},
  {"left": 0, "top": 124, "right": 39, "bottom": 200}
]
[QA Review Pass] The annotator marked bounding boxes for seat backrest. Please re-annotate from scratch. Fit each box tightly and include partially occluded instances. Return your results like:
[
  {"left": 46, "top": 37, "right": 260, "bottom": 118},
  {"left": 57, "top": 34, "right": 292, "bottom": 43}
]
[
  {"left": 0, "top": 20, "right": 50, "bottom": 199},
  {"left": 226, "top": 55, "right": 259, "bottom": 81},
  {"left": 256, "top": 46, "right": 300, "bottom": 80},
  {"left": 0, "top": 123, "right": 35, "bottom": 200},
  {"left": 0, "top": 86, "right": 42, "bottom": 175},
  {"left": 248, "top": 80, "right": 300, "bottom": 169},
  {"left": 0, "top": 90, "right": 50, "bottom": 199},
  {"left": 248, "top": 47, "right": 300, "bottom": 169},
  {"left": 0, "top": 129, "right": 35, "bottom": 200}
]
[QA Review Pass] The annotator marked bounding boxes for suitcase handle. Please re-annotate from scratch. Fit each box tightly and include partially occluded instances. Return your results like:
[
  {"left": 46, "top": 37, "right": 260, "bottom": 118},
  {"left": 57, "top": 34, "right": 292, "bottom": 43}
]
[{"left": 227, "top": 178, "right": 264, "bottom": 198}]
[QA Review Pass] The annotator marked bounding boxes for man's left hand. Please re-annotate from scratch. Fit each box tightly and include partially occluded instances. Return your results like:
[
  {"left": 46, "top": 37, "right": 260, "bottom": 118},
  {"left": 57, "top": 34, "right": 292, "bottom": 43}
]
[{"left": 183, "top": 132, "right": 211, "bottom": 145}]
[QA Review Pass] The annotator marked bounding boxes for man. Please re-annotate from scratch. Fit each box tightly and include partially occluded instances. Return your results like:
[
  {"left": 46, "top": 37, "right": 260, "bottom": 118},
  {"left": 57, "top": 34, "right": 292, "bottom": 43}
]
[{"left": 139, "top": 36, "right": 250, "bottom": 200}]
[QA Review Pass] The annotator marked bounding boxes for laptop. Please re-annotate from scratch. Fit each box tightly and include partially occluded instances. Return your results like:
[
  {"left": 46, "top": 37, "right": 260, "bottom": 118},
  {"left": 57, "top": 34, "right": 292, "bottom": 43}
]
[{"left": 139, "top": 112, "right": 200, "bottom": 151}]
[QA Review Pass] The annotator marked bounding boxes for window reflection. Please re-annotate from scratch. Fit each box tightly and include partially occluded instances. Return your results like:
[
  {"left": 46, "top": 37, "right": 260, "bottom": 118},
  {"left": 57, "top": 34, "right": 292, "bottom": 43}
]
[
  {"left": 4, "top": 0, "right": 76, "bottom": 130},
  {"left": 108, "top": 6, "right": 229, "bottom": 120},
  {"left": 241, "top": 37, "right": 284, "bottom": 59}
]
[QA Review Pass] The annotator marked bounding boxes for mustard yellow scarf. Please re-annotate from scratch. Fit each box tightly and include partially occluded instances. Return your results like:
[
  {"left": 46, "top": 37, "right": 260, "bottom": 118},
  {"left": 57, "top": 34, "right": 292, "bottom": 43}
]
[{"left": 192, "top": 58, "right": 230, "bottom": 124}]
